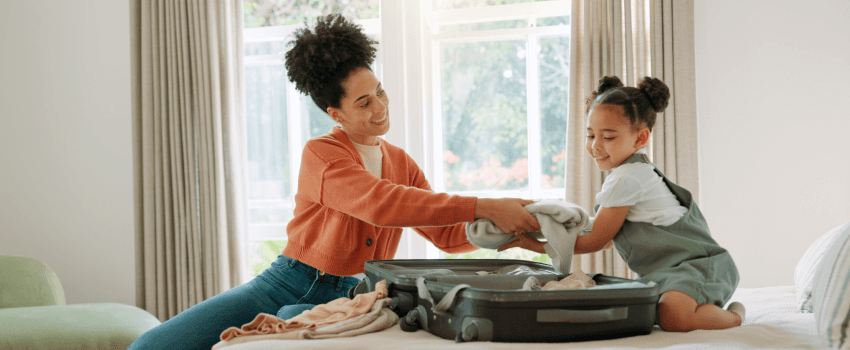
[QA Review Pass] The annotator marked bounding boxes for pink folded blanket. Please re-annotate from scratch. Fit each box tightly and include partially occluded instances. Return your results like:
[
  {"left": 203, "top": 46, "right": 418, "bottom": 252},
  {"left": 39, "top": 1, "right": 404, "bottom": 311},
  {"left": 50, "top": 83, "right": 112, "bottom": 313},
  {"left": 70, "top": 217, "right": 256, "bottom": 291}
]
[{"left": 219, "top": 279, "right": 389, "bottom": 341}]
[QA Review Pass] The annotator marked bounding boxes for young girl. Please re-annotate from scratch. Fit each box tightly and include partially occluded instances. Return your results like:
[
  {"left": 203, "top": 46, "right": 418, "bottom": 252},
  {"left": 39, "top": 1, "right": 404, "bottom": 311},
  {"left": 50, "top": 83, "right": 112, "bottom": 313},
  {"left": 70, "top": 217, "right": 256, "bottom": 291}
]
[{"left": 503, "top": 76, "right": 744, "bottom": 332}]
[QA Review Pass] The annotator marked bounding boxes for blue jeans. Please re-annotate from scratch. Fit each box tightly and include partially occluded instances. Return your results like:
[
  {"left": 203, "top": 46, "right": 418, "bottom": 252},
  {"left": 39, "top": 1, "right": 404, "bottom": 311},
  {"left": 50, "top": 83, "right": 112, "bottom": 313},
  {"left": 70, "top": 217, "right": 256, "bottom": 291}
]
[{"left": 128, "top": 255, "right": 361, "bottom": 350}]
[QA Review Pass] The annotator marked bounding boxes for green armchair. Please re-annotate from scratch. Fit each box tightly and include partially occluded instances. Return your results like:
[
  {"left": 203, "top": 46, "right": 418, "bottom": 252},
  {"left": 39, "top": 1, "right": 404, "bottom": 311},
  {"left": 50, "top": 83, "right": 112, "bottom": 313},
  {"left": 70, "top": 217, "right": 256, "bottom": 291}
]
[{"left": 0, "top": 256, "right": 161, "bottom": 350}]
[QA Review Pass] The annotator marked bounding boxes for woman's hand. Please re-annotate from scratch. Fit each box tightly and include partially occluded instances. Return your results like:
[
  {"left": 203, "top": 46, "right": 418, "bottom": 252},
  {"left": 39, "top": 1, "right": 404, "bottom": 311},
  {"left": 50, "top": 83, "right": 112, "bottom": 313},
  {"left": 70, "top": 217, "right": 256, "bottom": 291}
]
[
  {"left": 474, "top": 198, "right": 541, "bottom": 234},
  {"left": 496, "top": 234, "right": 546, "bottom": 254}
]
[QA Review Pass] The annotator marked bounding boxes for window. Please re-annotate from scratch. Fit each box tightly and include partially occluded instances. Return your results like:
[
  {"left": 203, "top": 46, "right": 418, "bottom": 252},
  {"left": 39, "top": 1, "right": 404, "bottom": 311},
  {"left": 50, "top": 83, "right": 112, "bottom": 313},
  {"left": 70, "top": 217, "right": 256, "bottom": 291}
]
[
  {"left": 420, "top": 0, "right": 570, "bottom": 261},
  {"left": 241, "top": 0, "right": 570, "bottom": 277}
]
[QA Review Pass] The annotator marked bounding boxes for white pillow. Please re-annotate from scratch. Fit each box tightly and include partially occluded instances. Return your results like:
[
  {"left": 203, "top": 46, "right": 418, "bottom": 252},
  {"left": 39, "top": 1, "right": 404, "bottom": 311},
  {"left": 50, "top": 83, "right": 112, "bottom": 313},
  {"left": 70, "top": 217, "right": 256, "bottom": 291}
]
[
  {"left": 795, "top": 220, "right": 850, "bottom": 312},
  {"left": 811, "top": 220, "right": 850, "bottom": 349}
]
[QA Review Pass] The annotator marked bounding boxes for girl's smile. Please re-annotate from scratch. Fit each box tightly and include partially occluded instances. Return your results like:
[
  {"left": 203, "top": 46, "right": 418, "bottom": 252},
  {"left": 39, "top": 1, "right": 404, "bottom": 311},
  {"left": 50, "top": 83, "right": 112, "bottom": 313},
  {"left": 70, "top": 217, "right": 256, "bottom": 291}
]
[{"left": 585, "top": 104, "right": 649, "bottom": 171}]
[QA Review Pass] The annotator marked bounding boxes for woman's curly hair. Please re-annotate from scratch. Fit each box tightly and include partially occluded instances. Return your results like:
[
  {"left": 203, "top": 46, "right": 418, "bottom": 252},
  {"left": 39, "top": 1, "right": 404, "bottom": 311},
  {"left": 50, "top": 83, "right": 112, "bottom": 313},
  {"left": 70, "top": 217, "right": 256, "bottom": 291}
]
[
  {"left": 584, "top": 76, "right": 670, "bottom": 131},
  {"left": 284, "top": 14, "right": 378, "bottom": 113}
]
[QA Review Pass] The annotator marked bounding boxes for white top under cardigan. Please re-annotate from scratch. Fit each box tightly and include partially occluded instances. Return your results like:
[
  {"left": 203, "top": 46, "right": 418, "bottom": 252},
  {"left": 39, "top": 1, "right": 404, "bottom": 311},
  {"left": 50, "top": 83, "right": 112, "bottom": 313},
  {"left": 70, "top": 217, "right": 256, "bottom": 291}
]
[
  {"left": 596, "top": 150, "right": 687, "bottom": 226},
  {"left": 350, "top": 138, "right": 383, "bottom": 178}
]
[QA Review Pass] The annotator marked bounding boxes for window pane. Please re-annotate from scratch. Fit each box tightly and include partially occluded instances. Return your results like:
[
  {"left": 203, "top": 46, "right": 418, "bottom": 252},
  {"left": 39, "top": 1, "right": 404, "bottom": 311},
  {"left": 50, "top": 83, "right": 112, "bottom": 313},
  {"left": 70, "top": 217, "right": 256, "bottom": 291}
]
[
  {"left": 302, "top": 94, "right": 338, "bottom": 139},
  {"left": 539, "top": 35, "right": 569, "bottom": 189},
  {"left": 244, "top": 0, "right": 379, "bottom": 28},
  {"left": 244, "top": 41, "right": 286, "bottom": 56},
  {"left": 248, "top": 204, "right": 294, "bottom": 227},
  {"left": 439, "top": 19, "right": 527, "bottom": 33},
  {"left": 433, "top": 0, "right": 553, "bottom": 11},
  {"left": 536, "top": 15, "right": 569, "bottom": 27},
  {"left": 245, "top": 64, "right": 290, "bottom": 203},
  {"left": 249, "top": 240, "right": 288, "bottom": 277},
  {"left": 441, "top": 40, "right": 528, "bottom": 192}
]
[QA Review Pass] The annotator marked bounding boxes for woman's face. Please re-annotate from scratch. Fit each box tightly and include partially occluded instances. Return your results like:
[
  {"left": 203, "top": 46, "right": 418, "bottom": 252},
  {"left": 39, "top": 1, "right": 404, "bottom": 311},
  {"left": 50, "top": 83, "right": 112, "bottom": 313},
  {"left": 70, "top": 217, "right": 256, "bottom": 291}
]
[
  {"left": 328, "top": 67, "right": 390, "bottom": 146},
  {"left": 585, "top": 104, "right": 648, "bottom": 171}
]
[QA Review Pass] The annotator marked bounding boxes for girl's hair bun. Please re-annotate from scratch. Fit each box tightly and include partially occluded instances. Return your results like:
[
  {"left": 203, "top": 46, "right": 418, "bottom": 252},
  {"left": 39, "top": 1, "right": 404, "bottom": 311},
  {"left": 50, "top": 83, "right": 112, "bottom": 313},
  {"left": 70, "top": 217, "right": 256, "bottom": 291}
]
[
  {"left": 638, "top": 77, "right": 670, "bottom": 112},
  {"left": 597, "top": 76, "right": 624, "bottom": 94}
]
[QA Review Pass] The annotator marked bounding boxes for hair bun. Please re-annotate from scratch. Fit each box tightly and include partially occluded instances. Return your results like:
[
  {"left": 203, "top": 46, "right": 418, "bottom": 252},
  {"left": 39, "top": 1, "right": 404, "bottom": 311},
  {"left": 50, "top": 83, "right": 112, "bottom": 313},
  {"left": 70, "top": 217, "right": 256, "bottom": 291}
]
[
  {"left": 597, "top": 76, "right": 624, "bottom": 94},
  {"left": 638, "top": 77, "right": 670, "bottom": 112},
  {"left": 285, "top": 14, "right": 377, "bottom": 97}
]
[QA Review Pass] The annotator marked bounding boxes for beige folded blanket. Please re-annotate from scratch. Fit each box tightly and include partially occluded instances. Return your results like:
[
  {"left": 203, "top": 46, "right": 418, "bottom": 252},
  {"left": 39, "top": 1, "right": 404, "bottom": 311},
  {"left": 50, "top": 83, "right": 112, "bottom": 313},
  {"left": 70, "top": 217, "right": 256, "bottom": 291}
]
[{"left": 217, "top": 279, "right": 390, "bottom": 344}]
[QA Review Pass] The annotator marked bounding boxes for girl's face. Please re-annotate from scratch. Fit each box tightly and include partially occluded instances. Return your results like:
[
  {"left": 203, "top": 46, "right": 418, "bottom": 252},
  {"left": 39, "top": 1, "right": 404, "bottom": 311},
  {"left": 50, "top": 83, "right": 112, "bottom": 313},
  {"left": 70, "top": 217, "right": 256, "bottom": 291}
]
[
  {"left": 585, "top": 104, "right": 649, "bottom": 171},
  {"left": 328, "top": 67, "right": 390, "bottom": 146}
]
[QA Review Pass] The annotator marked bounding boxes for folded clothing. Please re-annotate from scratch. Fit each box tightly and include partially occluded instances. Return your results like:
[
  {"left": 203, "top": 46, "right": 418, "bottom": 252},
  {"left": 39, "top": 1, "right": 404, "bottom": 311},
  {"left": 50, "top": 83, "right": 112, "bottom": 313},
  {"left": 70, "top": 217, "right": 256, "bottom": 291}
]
[
  {"left": 212, "top": 298, "right": 398, "bottom": 349},
  {"left": 540, "top": 268, "right": 596, "bottom": 290},
  {"left": 217, "top": 279, "right": 392, "bottom": 345},
  {"left": 466, "top": 200, "right": 591, "bottom": 273},
  {"left": 521, "top": 268, "right": 596, "bottom": 291}
]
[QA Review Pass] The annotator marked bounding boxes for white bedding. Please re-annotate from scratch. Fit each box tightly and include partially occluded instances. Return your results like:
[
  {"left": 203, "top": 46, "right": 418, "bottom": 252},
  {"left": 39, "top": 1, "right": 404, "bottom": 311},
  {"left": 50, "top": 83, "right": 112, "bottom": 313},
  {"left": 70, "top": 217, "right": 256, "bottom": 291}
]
[{"left": 215, "top": 285, "right": 822, "bottom": 350}]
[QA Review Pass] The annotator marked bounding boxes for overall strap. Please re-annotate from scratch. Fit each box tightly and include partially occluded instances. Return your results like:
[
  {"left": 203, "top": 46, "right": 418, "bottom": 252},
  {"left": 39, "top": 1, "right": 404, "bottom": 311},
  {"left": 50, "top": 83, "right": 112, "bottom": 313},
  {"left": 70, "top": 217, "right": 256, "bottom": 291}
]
[
  {"left": 630, "top": 151, "right": 695, "bottom": 208},
  {"left": 621, "top": 151, "right": 651, "bottom": 166},
  {"left": 604, "top": 151, "right": 695, "bottom": 209}
]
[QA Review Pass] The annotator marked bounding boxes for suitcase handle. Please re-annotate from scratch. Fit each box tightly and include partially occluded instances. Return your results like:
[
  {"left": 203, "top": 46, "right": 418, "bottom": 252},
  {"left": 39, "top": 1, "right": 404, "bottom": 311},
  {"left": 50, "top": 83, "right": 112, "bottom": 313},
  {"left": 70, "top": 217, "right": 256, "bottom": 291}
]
[
  {"left": 416, "top": 277, "right": 470, "bottom": 316},
  {"left": 537, "top": 307, "right": 628, "bottom": 323}
]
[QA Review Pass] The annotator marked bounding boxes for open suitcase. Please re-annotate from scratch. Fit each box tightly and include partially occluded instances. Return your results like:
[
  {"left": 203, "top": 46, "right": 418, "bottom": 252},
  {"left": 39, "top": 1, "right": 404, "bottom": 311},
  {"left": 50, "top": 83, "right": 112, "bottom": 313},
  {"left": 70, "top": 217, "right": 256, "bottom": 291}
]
[{"left": 354, "top": 259, "right": 659, "bottom": 343}]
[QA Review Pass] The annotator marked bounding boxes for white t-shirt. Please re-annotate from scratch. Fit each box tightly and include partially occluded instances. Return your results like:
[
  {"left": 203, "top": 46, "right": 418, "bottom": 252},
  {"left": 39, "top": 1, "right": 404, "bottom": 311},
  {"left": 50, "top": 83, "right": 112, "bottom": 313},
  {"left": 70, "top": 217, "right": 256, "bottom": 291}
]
[
  {"left": 595, "top": 152, "right": 687, "bottom": 226},
  {"left": 350, "top": 139, "right": 383, "bottom": 178}
]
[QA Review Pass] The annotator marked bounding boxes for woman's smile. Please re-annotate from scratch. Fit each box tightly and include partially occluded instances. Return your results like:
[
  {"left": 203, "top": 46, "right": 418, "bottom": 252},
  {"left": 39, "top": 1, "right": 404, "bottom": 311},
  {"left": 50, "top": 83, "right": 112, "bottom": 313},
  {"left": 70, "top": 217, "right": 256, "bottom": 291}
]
[{"left": 370, "top": 115, "right": 388, "bottom": 125}]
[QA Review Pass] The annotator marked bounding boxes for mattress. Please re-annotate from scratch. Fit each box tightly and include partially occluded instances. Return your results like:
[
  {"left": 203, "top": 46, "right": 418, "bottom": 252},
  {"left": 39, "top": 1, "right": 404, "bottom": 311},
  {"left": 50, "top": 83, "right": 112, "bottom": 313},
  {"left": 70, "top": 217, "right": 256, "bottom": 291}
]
[{"left": 214, "top": 285, "right": 822, "bottom": 350}]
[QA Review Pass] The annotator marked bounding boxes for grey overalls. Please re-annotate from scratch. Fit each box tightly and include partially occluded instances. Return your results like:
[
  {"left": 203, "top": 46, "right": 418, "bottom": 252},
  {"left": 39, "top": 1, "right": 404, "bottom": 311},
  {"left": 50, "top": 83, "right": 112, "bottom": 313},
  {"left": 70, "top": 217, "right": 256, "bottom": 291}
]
[{"left": 596, "top": 152, "right": 739, "bottom": 307}]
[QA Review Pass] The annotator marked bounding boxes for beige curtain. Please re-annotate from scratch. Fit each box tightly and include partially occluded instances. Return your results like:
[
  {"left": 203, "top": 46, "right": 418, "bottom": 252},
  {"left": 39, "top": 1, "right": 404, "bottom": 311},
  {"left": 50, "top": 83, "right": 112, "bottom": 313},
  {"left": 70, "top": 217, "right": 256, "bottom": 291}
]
[
  {"left": 566, "top": 0, "right": 698, "bottom": 278},
  {"left": 130, "top": 0, "right": 248, "bottom": 321}
]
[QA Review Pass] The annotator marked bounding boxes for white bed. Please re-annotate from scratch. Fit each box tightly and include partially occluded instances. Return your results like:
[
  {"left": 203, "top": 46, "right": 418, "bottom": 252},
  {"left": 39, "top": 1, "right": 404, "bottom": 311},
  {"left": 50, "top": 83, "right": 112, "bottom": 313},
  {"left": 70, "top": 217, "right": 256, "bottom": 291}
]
[{"left": 215, "top": 285, "right": 823, "bottom": 350}]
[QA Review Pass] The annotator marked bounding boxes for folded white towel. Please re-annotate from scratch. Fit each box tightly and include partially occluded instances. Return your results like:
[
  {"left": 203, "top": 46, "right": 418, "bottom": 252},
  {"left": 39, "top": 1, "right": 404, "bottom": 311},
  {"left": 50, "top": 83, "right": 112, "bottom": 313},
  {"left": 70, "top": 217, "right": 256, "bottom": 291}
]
[{"left": 466, "top": 200, "right": 591, "bottom": 273}]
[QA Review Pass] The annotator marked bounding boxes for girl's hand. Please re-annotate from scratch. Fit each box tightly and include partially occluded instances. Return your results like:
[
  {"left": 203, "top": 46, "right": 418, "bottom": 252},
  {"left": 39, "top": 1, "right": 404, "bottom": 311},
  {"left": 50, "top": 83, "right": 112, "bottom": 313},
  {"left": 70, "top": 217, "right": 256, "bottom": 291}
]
[
  {"left": 474, "top": 198, "right": 541, "bottom": 234},
  {"left": 497, "top": 234, "right": 546, "bottom": 254},
  {"left": 603, "top": 241, "right": 614, "bottom": 250}
]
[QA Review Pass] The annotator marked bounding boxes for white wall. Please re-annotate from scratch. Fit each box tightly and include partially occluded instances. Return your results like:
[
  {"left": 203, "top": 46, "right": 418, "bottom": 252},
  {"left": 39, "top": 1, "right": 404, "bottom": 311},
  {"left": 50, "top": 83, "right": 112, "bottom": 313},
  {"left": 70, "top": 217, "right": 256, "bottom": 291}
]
[
  {"left": 694, "top": 0, "right": 850, "bottom": 287},
  {"left": 0, "top": 0, "right": 135, "bottom": 305}
]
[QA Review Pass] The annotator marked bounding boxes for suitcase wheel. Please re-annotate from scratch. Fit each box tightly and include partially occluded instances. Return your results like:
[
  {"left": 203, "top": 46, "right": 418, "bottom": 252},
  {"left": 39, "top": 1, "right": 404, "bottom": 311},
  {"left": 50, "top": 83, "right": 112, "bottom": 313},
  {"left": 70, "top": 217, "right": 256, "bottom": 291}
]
[
  {"left": 458, "top": 321, "right": 478, "bottom": 342},
  {"left": 400, "top": 308, "right": 421, "bottom": 332},
  {"left": 457, "top": 317, "right": 494, "bottom": 342},
  {"left": 347, "top": 277, "right": 371, "bottom": 299}
]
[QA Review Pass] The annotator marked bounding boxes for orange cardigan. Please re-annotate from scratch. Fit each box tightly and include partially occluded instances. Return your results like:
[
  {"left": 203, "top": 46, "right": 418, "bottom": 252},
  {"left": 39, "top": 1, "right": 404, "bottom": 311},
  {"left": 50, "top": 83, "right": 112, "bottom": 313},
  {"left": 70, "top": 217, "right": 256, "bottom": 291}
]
[{"left": 282, "top": 127, "right": 478, "bottom": 276}]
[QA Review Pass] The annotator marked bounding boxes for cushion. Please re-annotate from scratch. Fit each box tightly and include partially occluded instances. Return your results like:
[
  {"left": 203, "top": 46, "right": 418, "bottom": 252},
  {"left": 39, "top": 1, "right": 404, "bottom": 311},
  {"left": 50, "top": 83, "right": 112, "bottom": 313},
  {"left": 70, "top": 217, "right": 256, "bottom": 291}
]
[
  {"left": 0, "top": 303, "right": 160, "bottom": 350},
  {"left": 795, "top": 220, "right": 850, "bottom": 312},
  {"left": 811, "top": 220, "right": 850, "bottom": 349},
  {"left": 0, "top": 256, "right": 66, "bottom": 308}
]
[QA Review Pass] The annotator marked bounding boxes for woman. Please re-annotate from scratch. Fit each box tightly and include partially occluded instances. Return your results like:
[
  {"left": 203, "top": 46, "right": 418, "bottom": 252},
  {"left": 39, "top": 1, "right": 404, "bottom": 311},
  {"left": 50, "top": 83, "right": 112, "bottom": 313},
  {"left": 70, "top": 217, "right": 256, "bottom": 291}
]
[{"left": 128, "top": 14, "right": 540, "bottom": 350}]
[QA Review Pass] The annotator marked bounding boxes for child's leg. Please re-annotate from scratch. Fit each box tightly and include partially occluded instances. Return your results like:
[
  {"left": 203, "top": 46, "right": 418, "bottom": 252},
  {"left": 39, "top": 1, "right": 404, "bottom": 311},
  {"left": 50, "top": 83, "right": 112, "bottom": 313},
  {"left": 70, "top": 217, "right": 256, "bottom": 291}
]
[{"left": 656, "top": 290, "right": 742, "bottom": 332}]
